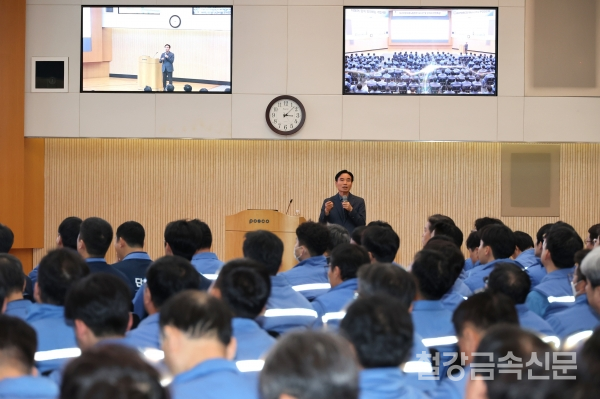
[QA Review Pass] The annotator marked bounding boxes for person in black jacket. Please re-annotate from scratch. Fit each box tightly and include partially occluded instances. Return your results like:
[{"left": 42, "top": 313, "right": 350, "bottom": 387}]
[{"left": 318, "top": 170, "right": 366, "bottom": 234}]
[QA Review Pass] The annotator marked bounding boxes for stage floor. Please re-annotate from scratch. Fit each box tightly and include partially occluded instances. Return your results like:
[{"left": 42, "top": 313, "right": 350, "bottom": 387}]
[{"left": 82, "top": 77, "right": 225, "bottom": 92}]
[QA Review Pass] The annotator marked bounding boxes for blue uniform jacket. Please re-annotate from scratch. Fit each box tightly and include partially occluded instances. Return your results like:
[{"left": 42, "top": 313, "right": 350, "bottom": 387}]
[
  {"left": 125, "top": 313, "right": 160, "bottom": 349},
  {"left": 431, "top": 365, "right": 470, "bottom": 399},
  {"left": 86, "top": 258, "right": 136, "bottom": 296},
  {"left": 5, "top": 299, "right": 32, "bottom": 320},
  {"left": 441, "top": 291, "right": 465, "bottom": 313},
  {"left": 0, "top": 376, "right": 59, "bottom": 399},
  {"left": 191, "top": 252, "right": 224, "bottom": 279},
  {"left": 405, "top": 332, "right": 437, "bottom": 393},
  {"left": 360, "top": 368, "right": 429, "bottom": 399},
  {"left": 515, "top": 304, "right": 555, "bottom": 336},
  {"left": 170, "top": 358, "right": 259, "bottom": 399},
  {"left": 463, "top": 258, "right": 520, "bottom": 293},
  {"left": 112, "top": 252, "right": 152, "bottom": 295},
  {"left": 546, "top": 294, "right": 600, "bottom": 339},
  {"left": 312, "top": 278, "right": 357, "bottom": 327},
  {"left": 256, "top": 275, "right": 317, "bottom": 334},
  {"left": 525, "top": 266, "right": 576, "bottom": 318},
  {"left": 515, "top": 249, "right": 547, "bottom": 287},
  {"left": 318, "top": 192, "right": 366, "bottom": 234},
  {"left": 279, "top": 255, "right": 330, "bottom": 301},
  {"left": 26, "top": 303, "right": 78, "bottom": 374},
  {"left": 232, "top": 317, "right": 275, "bottom": 361}
]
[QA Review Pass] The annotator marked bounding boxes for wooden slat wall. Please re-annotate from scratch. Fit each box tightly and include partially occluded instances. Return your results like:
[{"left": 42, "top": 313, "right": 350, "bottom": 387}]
[{"left": 33, "top": 140, "right": 600, "bottom": 267}]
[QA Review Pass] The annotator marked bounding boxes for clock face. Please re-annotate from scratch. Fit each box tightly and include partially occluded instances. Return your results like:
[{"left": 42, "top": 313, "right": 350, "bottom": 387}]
[
  {"left": 169, "top": 15, "right": 181, "bottom": 28},
  {"left": 266, "top": 96, "right": 306, "bottom": 135}
]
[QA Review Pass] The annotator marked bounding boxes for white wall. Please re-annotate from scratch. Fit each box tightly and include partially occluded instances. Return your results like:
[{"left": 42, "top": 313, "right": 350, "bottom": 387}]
[{"left": 24, "top": 0, "right": 600, "bottom": 142}]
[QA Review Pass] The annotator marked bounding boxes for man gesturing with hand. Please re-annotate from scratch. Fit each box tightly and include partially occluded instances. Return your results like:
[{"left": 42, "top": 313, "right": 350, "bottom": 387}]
[{"left": 318, "top": 170, "right": 366, "bottom": 234}]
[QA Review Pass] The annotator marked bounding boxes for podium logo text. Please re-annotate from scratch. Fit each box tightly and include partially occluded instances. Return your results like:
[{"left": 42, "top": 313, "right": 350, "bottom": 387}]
[{"left": 249, "top": 219, "right": 270, "bottom": 224}]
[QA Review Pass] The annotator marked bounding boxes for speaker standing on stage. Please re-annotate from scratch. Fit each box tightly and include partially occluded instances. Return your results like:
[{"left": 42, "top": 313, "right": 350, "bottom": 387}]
[
  {"left": 319, "top": 170, "right": 366, "bottom": 234},
  {"left": 159, "top": 44, "right": 174, "bottom": 91}
]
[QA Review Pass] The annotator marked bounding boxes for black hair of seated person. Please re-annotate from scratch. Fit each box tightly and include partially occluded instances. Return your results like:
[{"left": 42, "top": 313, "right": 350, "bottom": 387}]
[
  {"left": 474, "top": 217, "right": 504, "bottom": 231},
  {"left": 340, "top": 295, "right": 413, "bottom": 369},
  {"left": 423, "top": 238, "right": 465, "bottom": 283},
  {"left": 164, "top": 219, "right": 202, "bottom": 261},
  {"left": 580, "top": 328, "right": 600, "bottom": 389},
  {"left": 431, "top": 221, "right": 463, "bottom": 248},
  {"left": 38, "top": 249, "right": 90, "bottom": 306},
  {"left": 0, "top": 254, "right": 25, "bottom": 296},
  {"left": 335, "top": 169, "right": 354, "bottom": 182},
  {"left": 146, "top": 256, "right": 201, "bottom": 310},
  {"left": 58, "top": 217, "right": 83, "bottom": 250},
  {"left": 465, "top": 231, "right": 480, "bottom": 250},
  {"left": 575, "top": 249, "right": 592, "bottom": 268},
  {"left": 199, "top": 88, "right": 208, "bottom": 92},
  {"left": 411, "top": 249, "right": 455, "bottom": 300},
  {"left": 536, "top": 223, "right": 554, "bottom": 246},
  {"left": 242, "top": 230, "right": 283, "bottom": 276},
  {"left": 329, "top": 243, "right": 370, "bottom": 281},
  {"left": 357, "top": 263, "right": 416, "bottom": 308},
  {"left": 143, "top": 86, "right": 152, "bottom": 92},
  {"left": 0, "top": 315, "right": 37, "bottom": 374},
  {"left": 452, "top": 291, "right": 519, "bottom": 337},
  {"left": 79, "top": 217, "right": 114, "bottom": 258},
  {"left": 166, "top": 84, "right": 174, "bottom": 92},
  {"left": 589, "top": 224, "right": 600, "bottom": 241},
  {"left": 213, "top": 258, "right": 271, "bottom": 319},
  {"left": 189, "top": 219, "right": 214, "bottom": 250},
  {"left": 427, "top": 214, "right": 456, "bottom": 232},
  {"left": 479, "top": 224, "right": 516, "bottom": 260},
  {"left": 60, "top": 344, "right": 169, "bottom": 399},
  {"left": 350, "top": 225, "right": 367, "bottom": 246},
  {"left": 514, "top": 231, "right": 535, "bottom": 252},
  {"left": 367, "top": 220, "right": 393, "bottom": 230},
  {"left": 361, "top": 226, "right": 400, "bottom": 263},
  {"left": 64, "top": 274, "right": 131, "bottom": 338},
  {"left": 183, "top": 84, "right": 192, "bottom": 92},
  {"left": 224, "top": 87, "right": 231, "bottom": 93},
  {"left": 0, "top": 223, "right": 14, "bottom": 253},
  {"left": 296, "top": 221, "right": 329, "bottom": 257},
  {"left": 327, "top": 224, "right": 350, "bottom": 253},
  {"left": 486, "top": 263, "right": 531, "bottom": 305},
  {"left": 115, "top": 221, "right": 145, "bottom": 249},
  {"left": 159, "top": 290, "right": 232, "bottom": 346},
  {"left": 545, "top": 225, "right": 584, "bottom": 269},
  {"left": 259, "top": 331, "right": 359, "bottom": 399}
]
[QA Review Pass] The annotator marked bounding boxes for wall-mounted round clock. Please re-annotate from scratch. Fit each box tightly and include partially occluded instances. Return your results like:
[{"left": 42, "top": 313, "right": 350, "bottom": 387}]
[
  {"left": 265, "top": 95, "right": 306, "bottom": 135},
  {"left": 169, "top": 15, "right": 181, "bottom": 28}
]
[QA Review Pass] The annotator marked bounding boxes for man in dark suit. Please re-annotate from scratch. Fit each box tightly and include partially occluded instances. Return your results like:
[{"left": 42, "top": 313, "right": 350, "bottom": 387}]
[
  {"left": 159, "top": 44, "right": 174, "bottom": 91},
  {"left": 318, "top": 170, "right": 366, "bottom": 234}
]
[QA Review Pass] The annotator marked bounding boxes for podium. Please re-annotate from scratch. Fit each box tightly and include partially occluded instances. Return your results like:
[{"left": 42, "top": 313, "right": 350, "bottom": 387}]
[
  {"left": 137, "top": 56, "right": 162, "bottom": 91},
  {"left": 225, "top": 210, "right": 306, "bottom": 272}
]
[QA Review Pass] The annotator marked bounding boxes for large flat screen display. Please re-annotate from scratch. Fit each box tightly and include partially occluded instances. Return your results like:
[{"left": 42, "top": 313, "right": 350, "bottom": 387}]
[
  {"left": 81, "top": 6, "right": 232, "bottom": 93},
  {"left": 344, "top": 7, "right": 497, "bottom": 95}
]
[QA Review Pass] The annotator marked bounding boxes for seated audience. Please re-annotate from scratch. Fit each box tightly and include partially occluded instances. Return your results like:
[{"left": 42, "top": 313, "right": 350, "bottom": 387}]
[
  {"left": 127, "top": 256, "right": 201, "bottom": 349},
  {"left": 0, "top": 315, "right": 59, "bottom": 399},
  {"left": 60, "top": 344, "right": 168, "bottom": 399},
  {"left": 279, "top": 221, "right": 330, "bottom": 301},
  {"left": 486, "top": 262, "right": 555, "bottom": 336},
  {"left": 159, "top": 290, "right": 258, "bottom": 399},
  {"left": 26, "top": 249, "right": 89, "bottom": 374},
  {"left": 243, "top": 230, "right": 317, "bottom": 334},
  {"left": 362, "top": 225, "right": 400, "bottom": 264},
  {"left": 259, "top": 331, "right": 359, "bottom": 399},
  {"left": 0, "top": 223, "right": 34, "bottom": 301},
  {"left": 112, "top": 221, "right": 152, "bottom": 295},
  {"left": 473, "top": 217, "right": 504, "bottom": 231},
  {"left": 512, "top": 230, "right": 546, "bottom": 287},
  {"left": 211, "top": 259, "right": 275, "bottom": 361},
  {"left": 463, "top": 224, "right": 519, "bottom": 292},
  {"left": 325, "top": 224, "right": 351, "bottom": 258},
  {"left": 77, "top": 217, "right": 135, "bottom": 294},
  {"left": 463, "top": 231, "right": 480, "bottom": 273},
  {"left": 189, "top": 219, "right": 224, "bottom": 279},
  {"left": 526, "top": 225, "right": 583, "bottom": 318},
  {"left": 430, "top": 221, "right": 463, "bottom": 249},
  {"left": 579, "top": 328, "right": 600, "bottom": 397},
  {"left": 0, "top": 254, "right": 31, "bottom": 319},
  {"left": 534, "top": 223, "right": 554, "bottom": 258},
  {"left": 340, "top": 295, "right": 428, "bottom": 399},
  {"left": 350, "top": 225, "right": 367, "bottom": 245},
  {"left": 586, "top": 224, "right": 600, "bottom": 250},
  {"left": 311, "top": 243, "right": 370, "bottom": 327},
  {"left": 421, "top": 214, "right": 455, "bottom": 247}
]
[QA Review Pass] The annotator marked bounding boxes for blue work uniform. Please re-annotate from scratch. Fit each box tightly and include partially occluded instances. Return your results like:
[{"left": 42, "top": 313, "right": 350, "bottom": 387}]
[
  {"left": 359, "top": 367, "right": 429, "bottom": 399},
  {"left": 279, "top": 255, "right": 330, "bottom": 301},
  {"left": 0, "top": 375, "right": 59, "bottom": 399},
  {"left": 311, "top": 278, "right": 357, "bottom": 329},
  {"left": 405, "top": 332, "right": 437, "bottom": 393},
  {"left": 546, "top": 294, "right": 600, "bottom": 339},
  {"left": 5, "top": 299, "right": 32, "bottom": 320},
  {"left": 463, "top": 258, "right": 475, "bottom": 273},
  {"left": 191, "top": 252, "right": 224, "bottom": 280},
  {"left": 431, "top": 365, "right": 471, "bottom": 399},
  {"left": 112, "top": 252, "right": 152, "bottom": 295},
  {"left": 26, "top": 303, "right": 78, "bottom": 374},
  {"left": 125, "top": 313, "right": 160, "bottom": 349},
  {"left": 514, "top": 249, "right": 547, "bottom": 287},
  {"left": 86, "top": 258, "right": 136, "bottom": 296},
  {"left": 441, "top": 291, "right": 465, "bottom": 313},
  {"left": 169, "top": 358, "right": 259, "bottom": 399},
  {"left": 232, "top": 317, "right": 275, "bottom": 361},
  {"left": 515, "top": 304, "right": 555, "bottom": 336},
  {"left": 256, "top": 275, "right": 318, "bottom": 334},
  {"left": 463, "top": 258, "right": 520, "bottom": 293},
  {"left": 525, "top": 266, "right": 576, "bottom": 318}
]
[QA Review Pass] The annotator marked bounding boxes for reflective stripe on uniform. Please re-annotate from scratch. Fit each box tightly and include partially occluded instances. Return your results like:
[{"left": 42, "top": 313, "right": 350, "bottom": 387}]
[
  {"left": 548, "top": 296, "right": 575, "bottom": 303},
  {"left": 322, "top": 311, "right": 347, "bottom": 323},
  {"left": 292, "top": 283, "right": 331, "bottom": 292},
  {"left": 402, "top": 361, "right": 433, "bottom": 373},
  {"left": 236, "top": 360, "right": 265, "bottom": 372},
  {"left": 421, "top": 336, "right": 458, "bottom": 347},
  {"left": 264, "top": 308, "right": 318, "bottom": 318},
  {"left": 564, "top": 330, "right": 593, "bottom": 350},
  {"left": 34, "top": 348, "right": 81, "bottom": 362}
]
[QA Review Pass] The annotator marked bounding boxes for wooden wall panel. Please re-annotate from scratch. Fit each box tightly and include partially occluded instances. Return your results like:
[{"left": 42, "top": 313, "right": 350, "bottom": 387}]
[{"left": 33, "top": 140, "right": 600, "bottom": 267}]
